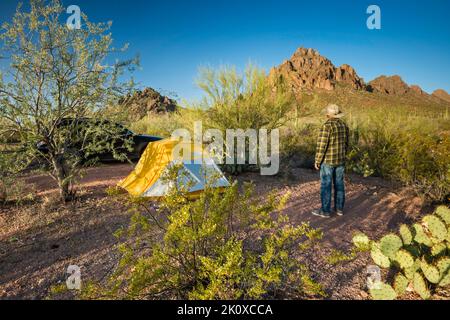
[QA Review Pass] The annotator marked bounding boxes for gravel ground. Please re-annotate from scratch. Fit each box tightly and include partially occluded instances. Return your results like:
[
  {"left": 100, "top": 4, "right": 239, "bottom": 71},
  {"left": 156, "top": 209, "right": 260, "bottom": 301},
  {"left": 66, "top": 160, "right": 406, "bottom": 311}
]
[{"left": 0, "top": 163, "right": 430, "bottom": 299}]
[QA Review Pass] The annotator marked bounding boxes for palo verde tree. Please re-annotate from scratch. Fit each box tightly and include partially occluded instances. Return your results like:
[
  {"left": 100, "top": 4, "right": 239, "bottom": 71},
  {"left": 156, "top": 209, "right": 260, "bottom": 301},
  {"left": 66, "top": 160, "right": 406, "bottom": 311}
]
[
  {"left": 194, "top": 65, "right": 294, "bottom": 174},
  {"left": 0, "top": 0, "right": 137, "bottom": 201}
]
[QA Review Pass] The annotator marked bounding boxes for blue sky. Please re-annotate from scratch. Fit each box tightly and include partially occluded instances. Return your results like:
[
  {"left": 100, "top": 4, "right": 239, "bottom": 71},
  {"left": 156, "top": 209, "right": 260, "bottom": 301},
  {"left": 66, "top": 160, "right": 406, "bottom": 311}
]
[{"left": 1, "top": 0, "right": 449, "bottom": 101}]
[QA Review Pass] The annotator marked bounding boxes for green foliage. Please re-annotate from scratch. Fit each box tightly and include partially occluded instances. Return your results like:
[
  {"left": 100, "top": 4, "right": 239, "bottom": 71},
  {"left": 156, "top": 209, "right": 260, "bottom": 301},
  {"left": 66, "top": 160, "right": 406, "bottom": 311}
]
[
  {"left": 83, "top": 165, "right": 324, "bottom": 300},
  {"left": 0, "top": 150, "right": 35, "bottom": 204},
  {"left": 423, "top": 215, "right": 447, "bottom": 242},
  {"left": 370, "top": 242, "right": 391, "bottom": 269},
  {"left": 352, "top": 206, "right": 450, "bottom": 300},
  {"left": 413, "top": 223, "right": 433, "bottom": 247},
  {"left": 0, "top": 0, "right": 136, "bottom": 201},
  {"left": 399, "top": 224, "right": 414, "bottom": 245},
  {"left": 393, "top": 273, "right": 409, "bottom": 296},
  {"left": 192, "top": 65, "right": 294, "bottom": 174},
  {"left": 420, "top": 259, "right": 440, "bottom": 284},
  {"left": 352, "top": 232, "right": 371, "bottom": 251},
  {"left": 369, "top": 283, "right": 397, "bottom": 300},
  {"left": 325, "top": 249, "right": 358, "bottom": 265},
  {"left": 130, "top": 108, "right": 205, "bottom": 138},
  {"left": 435, "top": 206, "right": 450, "bottom": 225},
  {"left": 395, "top": 250, "right": 414, "bottom": 269},
  {"left": 379, "top": 234, "right": 403, "bottom": 259},
  {"left": 281, "top": 88, "right": 450, "bottom": 202},
  {"left": 413, "top": 272, "right": 431, "bottom": 299}
]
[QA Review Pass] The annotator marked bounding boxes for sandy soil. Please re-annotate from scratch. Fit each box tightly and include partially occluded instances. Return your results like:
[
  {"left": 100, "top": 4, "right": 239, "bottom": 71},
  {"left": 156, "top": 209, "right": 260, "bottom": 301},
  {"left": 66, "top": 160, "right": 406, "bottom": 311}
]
[{"left": 0, "top": 163, "right": 432, "bottom": 299}]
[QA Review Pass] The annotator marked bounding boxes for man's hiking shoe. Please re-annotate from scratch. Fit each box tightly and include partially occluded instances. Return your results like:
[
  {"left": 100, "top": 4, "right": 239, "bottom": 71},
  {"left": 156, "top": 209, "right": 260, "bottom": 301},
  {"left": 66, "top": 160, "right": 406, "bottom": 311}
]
[
  {"left": 336, "top": 210, "right": 344, "bottom": 216},
  {"left": 311, "top": 210, "right": 331, "bottom": 218}
]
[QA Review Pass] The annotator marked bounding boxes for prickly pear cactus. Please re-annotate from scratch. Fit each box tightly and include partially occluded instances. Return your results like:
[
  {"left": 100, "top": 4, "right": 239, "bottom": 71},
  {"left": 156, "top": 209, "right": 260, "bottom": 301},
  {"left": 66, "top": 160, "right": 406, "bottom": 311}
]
[
  {"left": 352, "top": 233, "right": 370, "bottom": 251},
  {"left": 423, "top": 215, "right": 447, "bottom": 242},
  {"left": 420, "top": 259, "right": 440, "bottom": 284},
  {"left": 370, "top": 242, "right": 391, "bottom": 268},
  {"left": 413, "top": 272, "right": 430, "bottom": 299},
  {"left": 379, "top": 234, "right": 403, "bottom": 259},
  {"left": 353, "top": 205, "right": 449, "bottom": 300},
  {"left": 369, "top": 282, "right": 397, "bottom": 300},
  {"left": 437, "top": 257, "right": 450, "bottom": 287},
  {"left": 435, "top": 205, "right": 450, "bottom": 225},
  {"left": 413, "top": 223, "right": 433, "bottom": 247},
  {"left": 399, "top": 224, "right": 413, "bottom": 245},
  {"left": 431, "top": 243, "right": 446, "bottom": 256},
  {"left": 393, "top": 273, "right": 409, "bottom": 296},
  {"left": 395, "top": 249, "right": 414, "bottom": 269}
]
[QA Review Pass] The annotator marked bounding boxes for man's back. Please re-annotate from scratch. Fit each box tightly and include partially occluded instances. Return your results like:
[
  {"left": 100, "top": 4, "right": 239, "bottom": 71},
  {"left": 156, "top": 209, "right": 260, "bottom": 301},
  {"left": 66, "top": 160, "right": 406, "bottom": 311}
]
[{"left": 315, "top": 118, "right": 349, "bottom": 167}]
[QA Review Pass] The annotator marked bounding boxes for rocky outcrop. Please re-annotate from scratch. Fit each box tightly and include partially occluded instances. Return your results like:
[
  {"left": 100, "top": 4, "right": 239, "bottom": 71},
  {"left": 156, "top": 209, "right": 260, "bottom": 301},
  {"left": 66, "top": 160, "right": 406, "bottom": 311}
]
[
  {"left": 367, "top": 75, "right": 410, "bottom": 95},
  {"left": 432, "top": 89, "right": 450, "bottom": 103},
  {"left": 410, "top": 85, "right": 427, "bottom": 96},
  {"left": 269, "top": 47, "right": 365, "bottom": 92},
  {"left": 118, "top": 87, "right": 177, "bottom": 119}
]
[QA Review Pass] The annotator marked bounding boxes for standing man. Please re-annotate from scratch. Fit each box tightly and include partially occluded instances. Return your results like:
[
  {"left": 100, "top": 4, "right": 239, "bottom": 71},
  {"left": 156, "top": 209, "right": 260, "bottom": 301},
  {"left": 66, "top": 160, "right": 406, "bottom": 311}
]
[{"left": 312, "top": 104, "right": 349, "bottom": 218}]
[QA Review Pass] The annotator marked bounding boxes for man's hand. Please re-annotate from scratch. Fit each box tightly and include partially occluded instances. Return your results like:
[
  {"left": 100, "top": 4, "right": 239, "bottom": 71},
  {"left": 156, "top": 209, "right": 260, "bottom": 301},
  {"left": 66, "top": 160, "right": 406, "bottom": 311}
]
[{"left": 314, "top": 163, "right": 320, "bottom": 170}]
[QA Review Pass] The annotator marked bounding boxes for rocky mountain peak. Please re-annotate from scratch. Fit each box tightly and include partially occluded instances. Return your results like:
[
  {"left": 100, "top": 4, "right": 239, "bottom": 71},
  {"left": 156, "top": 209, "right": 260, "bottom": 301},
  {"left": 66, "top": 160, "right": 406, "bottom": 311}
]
[
  {"left": 269, "top": 47, "right": 365, "bottom": 92},
  {"left": 432, "top": 89, "right": 450, "bottom": 103},
  {"left": 118, "top": 87, "right": 177, "bottom": 120},
  {"left": 367, "top": 75, "right": 410, "bottom": 95}
]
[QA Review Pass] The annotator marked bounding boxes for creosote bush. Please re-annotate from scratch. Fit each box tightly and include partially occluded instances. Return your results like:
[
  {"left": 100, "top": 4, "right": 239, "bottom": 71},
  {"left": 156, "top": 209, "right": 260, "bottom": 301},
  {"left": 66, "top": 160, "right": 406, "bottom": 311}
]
[{"left": 82, "top": 165, "right": 324, "bottom": 299}]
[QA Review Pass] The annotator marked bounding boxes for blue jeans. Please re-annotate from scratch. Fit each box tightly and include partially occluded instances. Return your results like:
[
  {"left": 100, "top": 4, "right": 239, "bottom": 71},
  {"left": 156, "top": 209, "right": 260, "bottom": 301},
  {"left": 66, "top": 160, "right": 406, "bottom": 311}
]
[{"left": 320, "top": 163, "right": 345, "bottom": 213}]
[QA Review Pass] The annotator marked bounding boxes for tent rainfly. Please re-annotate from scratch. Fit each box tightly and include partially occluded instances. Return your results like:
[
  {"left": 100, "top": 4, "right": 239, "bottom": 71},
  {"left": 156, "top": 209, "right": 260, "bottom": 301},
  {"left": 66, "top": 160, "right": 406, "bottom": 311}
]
[{"left": 118, "top": 138, "right": 230, "bottom": 198}]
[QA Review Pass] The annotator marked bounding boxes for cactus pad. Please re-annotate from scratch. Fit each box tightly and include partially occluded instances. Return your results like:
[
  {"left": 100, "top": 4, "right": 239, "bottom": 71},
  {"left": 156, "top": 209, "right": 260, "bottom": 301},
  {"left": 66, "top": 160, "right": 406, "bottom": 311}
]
[
  {"left": 369, "top": 282, "right": 397, "bottom": 300},
  {"left": 435, "top": 205, "right": 450, "bottom": 225},
  {"left": 420, "top": 260, "right": 440, "bottom": 284},
  {"left": 352, "top": 233, "right": 371, "bottom": 251},
  {"left": 413, "top": 223, "right": 433, "bottom": 247},
  {"left": 395, "top": 249, "right": 414, "bottom": 269},
  {"left": 423, "top": 215, "right": 447, "bottom": 242},
  {"left": 379, "top": 234, "right": 403, "bottom": 259},
  {"left": 370, "top": 242, "right": 391, "bottom": 268},
  {"left": 393, "top": 273, "right": 409, "bottom": 296},
  {"left": 399, "top": 224, "right": 413, "bottom": 245},
  {"left": 413, "top": 272, "right": 430, "bottom": 299},
  {"left": 437, "top": 258, "right": 450, "bottom": 287},
  {"left": 431, "top": 243, "right": 447, "bottom": 256}
]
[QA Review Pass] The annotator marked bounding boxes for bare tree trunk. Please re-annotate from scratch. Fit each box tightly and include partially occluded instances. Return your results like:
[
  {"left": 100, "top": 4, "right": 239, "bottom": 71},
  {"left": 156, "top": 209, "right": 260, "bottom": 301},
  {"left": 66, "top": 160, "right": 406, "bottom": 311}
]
[{"left": 51, "top": 154, "right": 75, "bottom": 202}]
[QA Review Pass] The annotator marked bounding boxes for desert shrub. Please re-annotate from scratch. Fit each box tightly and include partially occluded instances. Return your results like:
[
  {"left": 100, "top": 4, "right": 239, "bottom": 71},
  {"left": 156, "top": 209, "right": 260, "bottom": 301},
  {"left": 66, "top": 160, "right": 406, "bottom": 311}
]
[
  {"left": 352, "top": 205, "right": 450, "bottom": 300},
  {"left": 0, "top": 148, "right": 35, "bottom": 204},
  {"left": 282, "top": 104, "right": 449, "bottom": 202},
  {"left": 129, "top": 108, "right": 206, "bottom": 138},
  {"left": 348, "top": 115, "right": 449, "bottom": 201},
  {"left": 280, "top": 124, "right": 317, "bottom": 169},
  {"left": 190, "top": 65, "right": 294, "bottom": 174},
  {"left": 82, "top": 165, "right": 324, "bottom": 299}
]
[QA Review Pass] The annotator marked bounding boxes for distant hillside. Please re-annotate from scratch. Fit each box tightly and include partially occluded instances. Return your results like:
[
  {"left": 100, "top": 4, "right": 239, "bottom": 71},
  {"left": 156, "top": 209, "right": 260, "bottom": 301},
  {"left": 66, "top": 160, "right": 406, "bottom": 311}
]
[
  {"left": 118, "top": 87, "right": 177, "bottom": 120},
  {"left": 433, "top": 89, "right": 450, "bottom": 104},
  {"left": 269, "top": 47, "right": 450, "bottom": 111}
]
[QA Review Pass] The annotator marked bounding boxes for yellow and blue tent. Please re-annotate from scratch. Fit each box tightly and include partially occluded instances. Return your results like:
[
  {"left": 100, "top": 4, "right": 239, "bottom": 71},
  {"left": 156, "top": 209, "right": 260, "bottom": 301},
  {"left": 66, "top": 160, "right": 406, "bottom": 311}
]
[{"left": 118, "top": 138, "right": 229, "bottom": 198}]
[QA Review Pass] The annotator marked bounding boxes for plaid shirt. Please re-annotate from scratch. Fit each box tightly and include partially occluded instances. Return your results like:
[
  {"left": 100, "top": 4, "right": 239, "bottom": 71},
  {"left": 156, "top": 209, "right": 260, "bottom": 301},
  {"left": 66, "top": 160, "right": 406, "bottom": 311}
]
[{"left": 315, "top": 118, "right": 349, "bottom": 167}]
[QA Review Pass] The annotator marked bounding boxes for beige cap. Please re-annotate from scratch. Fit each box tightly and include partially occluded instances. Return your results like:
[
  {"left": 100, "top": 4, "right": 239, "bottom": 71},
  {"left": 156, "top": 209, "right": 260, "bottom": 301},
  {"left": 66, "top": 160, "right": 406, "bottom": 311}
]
[{"left": 324, "top": 104, "right": 344, "bottom": 118}]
